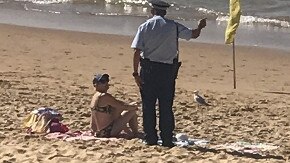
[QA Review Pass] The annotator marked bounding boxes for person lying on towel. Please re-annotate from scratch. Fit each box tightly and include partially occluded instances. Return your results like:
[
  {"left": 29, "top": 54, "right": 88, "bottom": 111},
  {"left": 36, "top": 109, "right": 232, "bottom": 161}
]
[{"left": 90, "top": 73, "right": 141, "bottom": 138}]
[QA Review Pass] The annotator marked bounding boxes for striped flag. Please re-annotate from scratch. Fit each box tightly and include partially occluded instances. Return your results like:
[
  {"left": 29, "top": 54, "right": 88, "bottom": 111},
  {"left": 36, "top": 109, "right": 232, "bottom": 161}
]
[{"left": 225, "top": 0, "right": 241, "bottom": 44}]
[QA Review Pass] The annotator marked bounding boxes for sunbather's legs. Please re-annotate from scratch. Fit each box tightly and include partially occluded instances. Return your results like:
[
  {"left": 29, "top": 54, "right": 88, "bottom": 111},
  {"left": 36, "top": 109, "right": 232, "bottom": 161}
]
[
  {"left": 110, "top": 110, "right": 137, "bottom": 136},
  {"left": 129, "top": 113, "right": 138, "bottom": 134},
  {"left": 111, "top": 108, "right": 123, "bottom": 120}
]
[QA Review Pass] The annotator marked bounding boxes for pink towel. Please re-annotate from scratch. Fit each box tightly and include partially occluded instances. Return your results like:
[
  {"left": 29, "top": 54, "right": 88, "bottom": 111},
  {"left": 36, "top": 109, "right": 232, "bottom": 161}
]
[{"left": 45, "top": 130, "right": 119, "bottom": 141}]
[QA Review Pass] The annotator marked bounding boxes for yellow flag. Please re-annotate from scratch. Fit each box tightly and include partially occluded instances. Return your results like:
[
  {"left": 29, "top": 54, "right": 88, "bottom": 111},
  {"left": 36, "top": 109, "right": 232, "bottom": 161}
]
[{"left": 225, "top": 0, "right": 241, "bottom": 44}]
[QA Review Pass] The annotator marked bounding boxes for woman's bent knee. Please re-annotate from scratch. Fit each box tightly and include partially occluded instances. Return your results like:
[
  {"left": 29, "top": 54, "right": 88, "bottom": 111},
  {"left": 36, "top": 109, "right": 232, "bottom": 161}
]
[
  {"left": 128, "top": 110, "right": 137, "bottom": 117},
  {"left": 122, "top": 110, "right": 136, "bottom": 116}
]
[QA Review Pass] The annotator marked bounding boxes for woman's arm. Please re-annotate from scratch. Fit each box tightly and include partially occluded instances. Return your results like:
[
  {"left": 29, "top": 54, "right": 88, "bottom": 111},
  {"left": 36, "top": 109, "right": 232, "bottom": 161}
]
[
  {"left": 102, "top": 93, "right": 137, "bottom": 111},
  {"left": 133, "top": 49, "right": 142, "bottom": 89}
]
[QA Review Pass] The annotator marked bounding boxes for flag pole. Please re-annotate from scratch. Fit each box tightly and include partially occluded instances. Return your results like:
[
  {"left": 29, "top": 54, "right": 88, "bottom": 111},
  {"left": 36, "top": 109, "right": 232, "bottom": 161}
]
[{"left": 232, "top": 39, "right": 236, "bottom": 89}]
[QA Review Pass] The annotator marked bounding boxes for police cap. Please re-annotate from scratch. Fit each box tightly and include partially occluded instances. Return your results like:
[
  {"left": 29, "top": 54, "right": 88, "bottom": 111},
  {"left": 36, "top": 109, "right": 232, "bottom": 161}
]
[{"left": 149, "top": 0, "right": 170, "bottom": 10}]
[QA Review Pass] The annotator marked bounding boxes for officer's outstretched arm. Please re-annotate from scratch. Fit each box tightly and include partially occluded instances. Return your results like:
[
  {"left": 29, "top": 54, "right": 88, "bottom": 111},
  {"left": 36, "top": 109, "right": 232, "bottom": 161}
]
[{"left": 192, "top": 18, "right": 206, "bottom": 38}]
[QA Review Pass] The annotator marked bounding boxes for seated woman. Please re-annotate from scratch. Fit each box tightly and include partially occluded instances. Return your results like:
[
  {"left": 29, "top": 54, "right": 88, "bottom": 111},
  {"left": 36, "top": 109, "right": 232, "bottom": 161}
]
[{"left": 90, "top": 73, "right": 140, "bottom": 138}]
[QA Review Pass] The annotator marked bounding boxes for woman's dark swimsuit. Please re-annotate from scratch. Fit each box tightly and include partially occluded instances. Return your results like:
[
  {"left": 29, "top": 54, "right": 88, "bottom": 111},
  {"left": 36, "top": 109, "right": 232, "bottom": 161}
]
[
  {"left": 93, "top": 105, "right": 112, "bottom": 114},
  {"left": 92, "top": 105, "right": 114, "bottom": 138}
]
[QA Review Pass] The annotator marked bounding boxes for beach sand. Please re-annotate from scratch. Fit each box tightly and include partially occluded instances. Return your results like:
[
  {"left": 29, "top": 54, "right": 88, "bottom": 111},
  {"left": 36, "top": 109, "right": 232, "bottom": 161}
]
[{"left": 0, "top": 24, "right": 290, "bottom": 162}]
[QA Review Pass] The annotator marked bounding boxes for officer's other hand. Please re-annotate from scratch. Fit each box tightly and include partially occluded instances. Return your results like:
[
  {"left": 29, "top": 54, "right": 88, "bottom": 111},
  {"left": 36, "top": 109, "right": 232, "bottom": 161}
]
[
  {"left": 134, "top": 75, "right": 142, "bottom": 89},
  {"left": 198, "top": 18, "right": 207, "bottom": 29}
]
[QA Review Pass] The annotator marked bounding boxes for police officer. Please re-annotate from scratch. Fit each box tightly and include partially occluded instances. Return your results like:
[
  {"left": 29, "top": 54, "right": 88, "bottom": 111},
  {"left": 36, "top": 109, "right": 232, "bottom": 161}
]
[{"left": 131, "top": 0, "right": 206, "bottom": 147}]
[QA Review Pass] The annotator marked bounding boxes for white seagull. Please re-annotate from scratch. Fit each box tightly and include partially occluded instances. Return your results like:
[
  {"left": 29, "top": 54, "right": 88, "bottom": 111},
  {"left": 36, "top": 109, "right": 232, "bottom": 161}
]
[
  {"left": 193, "top": 90, "right": 210, "bottom": 122},
  {"left": 193, "top": 90, "right": 211, "bottom": 106}
]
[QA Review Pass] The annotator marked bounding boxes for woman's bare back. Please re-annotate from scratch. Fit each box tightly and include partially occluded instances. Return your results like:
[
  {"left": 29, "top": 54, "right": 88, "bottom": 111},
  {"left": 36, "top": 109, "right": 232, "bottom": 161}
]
[{"left": 90, "top": 92, "right": 114, "bottom": 131}]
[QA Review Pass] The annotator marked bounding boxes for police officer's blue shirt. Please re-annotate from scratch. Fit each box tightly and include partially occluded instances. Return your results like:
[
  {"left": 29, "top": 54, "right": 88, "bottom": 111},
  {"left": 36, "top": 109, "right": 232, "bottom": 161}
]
[{"left": 131, "top": 15, "right": 192, "bottom": 64}]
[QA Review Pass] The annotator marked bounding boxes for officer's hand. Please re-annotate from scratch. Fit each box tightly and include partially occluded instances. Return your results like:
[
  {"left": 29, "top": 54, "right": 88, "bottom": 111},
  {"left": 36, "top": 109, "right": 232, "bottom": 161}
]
[
  {"left": 134, "top": 75, "right": 142, "bottom": 89},
  {"left": 198, "top": 18, "right": 207, "bottom": 29}
]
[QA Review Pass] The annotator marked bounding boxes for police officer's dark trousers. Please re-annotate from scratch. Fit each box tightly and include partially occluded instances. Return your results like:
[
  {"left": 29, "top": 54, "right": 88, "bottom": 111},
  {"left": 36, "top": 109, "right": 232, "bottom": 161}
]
[{"left": 140, "top": 59, "right": 175, "bottom": 145}]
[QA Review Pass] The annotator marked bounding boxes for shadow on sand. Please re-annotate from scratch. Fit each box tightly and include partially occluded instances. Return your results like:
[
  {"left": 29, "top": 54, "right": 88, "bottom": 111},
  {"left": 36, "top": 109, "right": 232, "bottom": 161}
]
[
  {"left": 187, "top": 146, "right": 285, "bottom": 161},
  {"left": 264, "top": 91, "right": 290, "bottom": 95}
]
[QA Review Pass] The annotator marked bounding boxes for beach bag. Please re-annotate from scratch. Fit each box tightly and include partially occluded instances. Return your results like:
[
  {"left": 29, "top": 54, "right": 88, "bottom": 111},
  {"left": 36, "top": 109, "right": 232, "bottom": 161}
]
[
  {"left": 50, "top": 121, "right": 69, "bottom": 133},
  {"left": 23, "top": 107, "right": 64, "bottom": 133}
]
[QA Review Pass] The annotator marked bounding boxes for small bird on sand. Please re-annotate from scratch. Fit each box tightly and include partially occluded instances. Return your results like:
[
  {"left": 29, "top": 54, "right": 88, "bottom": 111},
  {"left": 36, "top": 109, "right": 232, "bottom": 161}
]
[
  {"left": 193, "top": 90, "right": 211, "bottom": 106},
  {"left": 193, "top": 90, "right": 210, "bottom": 122}
]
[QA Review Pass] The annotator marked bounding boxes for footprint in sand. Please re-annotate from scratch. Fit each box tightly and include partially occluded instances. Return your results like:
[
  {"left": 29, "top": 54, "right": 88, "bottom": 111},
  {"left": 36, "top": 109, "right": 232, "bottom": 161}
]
[
  {"left": 3, "top": 153, "right": 14, "bottom": 157},
  {"left": 3, "top": 158, "right": 16, "bottom": 162},
  {"left": 80, "top": 112, "right": 90, "bottom": 117},
  {"left": 17, "top": 148, "right": 26, "bottom": 154},
  {"left": 18, "top": 91, "right": 33, "bottom": 95},
  {"left": 122, "top": 65, "right": 131, "bottom": 71},
  {"left": 0, "top": 80, "right": 12, "bottom": 88},
  {"left": 102, "top": 56, "right": 112, "bottom": 59},
  {"left": 21, "top": 51, "right": 30, "bottom": 54},
  {"left": 65, "top": 110, "right": 76, "bottom": 114},
  {"left": 222, "top": 64, "right": 230, "bottom": 68},
  {"left": 270, "top": 68, "right": 279, "bottom": 71},
  {"left": 64, "top": 51, "right": 71, "bottom": 55},
  {"left": 213, "top": 78, "right": 223, "bottom": 81},
  {"left": 224, "top": 69, "right": 232, "bottom": 72},
  {"left": 251, "top": 73, "right": 257, "bottom": 76},
  {"left": 17, "top": 86, "right": 29, "bottom": 91}
]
